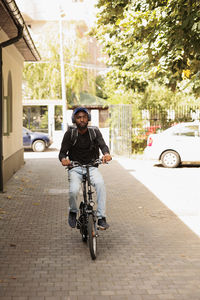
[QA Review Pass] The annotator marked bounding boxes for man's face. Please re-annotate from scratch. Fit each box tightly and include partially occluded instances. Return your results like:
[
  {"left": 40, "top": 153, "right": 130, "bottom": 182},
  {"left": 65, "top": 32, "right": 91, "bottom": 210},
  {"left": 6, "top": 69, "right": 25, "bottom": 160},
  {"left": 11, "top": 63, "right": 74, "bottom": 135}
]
[{"left": 74, "top": 111, "right": 89, "bottom": 130}]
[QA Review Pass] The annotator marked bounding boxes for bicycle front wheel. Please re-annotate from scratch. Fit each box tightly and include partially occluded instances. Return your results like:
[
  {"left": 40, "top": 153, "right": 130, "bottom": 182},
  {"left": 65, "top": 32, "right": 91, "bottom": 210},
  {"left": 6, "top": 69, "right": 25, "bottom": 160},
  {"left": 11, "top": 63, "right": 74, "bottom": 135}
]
[{"left": 88, "top": 214, "right": 97, "bottom": 260}]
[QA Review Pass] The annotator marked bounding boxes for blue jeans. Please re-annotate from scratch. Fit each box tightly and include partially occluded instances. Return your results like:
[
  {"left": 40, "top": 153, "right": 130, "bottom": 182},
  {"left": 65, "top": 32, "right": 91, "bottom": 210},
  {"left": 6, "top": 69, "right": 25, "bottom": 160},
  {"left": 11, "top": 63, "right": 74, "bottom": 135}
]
[{"left": 68, "top": 166, "right": 106, "bottom": 218}]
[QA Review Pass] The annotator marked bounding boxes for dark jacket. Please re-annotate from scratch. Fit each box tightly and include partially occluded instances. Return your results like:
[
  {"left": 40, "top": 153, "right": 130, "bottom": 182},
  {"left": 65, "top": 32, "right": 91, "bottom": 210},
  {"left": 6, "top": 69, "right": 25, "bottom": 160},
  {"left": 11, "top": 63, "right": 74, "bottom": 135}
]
[{"left": 58, "top": 126, "right": 110, "bottom": 162}]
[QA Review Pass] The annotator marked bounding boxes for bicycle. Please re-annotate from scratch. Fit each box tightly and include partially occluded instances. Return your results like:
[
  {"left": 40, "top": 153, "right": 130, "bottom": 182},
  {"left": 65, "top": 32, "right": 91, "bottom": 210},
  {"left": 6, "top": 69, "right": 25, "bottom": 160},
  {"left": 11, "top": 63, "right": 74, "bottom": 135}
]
[{"left": 67, "top": 159, "right": 105, "bottom": 260}]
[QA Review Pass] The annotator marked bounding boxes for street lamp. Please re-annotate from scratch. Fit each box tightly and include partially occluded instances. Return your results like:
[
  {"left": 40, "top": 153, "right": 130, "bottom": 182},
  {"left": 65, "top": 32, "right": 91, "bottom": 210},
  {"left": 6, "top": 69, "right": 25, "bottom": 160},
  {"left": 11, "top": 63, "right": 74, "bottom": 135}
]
[{"left": 59, "top": 8, "right": 67, "bottom": 132}]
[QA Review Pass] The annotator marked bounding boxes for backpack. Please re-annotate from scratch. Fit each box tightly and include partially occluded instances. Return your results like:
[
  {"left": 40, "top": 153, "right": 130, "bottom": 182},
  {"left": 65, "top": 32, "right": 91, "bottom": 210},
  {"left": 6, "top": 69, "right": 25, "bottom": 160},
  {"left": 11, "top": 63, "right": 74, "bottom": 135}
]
[
  {"left": 69, "top": 125, "right": 97, "bottom": 146},
  {"left": 68, "top": 125, "right": 99, "bottom": 158}
]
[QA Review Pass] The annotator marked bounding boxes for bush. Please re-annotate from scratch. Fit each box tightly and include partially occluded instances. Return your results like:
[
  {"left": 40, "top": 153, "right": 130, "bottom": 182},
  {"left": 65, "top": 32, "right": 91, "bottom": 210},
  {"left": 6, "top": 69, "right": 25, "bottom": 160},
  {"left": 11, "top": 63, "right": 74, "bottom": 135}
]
[{"left": 132, "top": 134, "right": 147, "bottom": 154}]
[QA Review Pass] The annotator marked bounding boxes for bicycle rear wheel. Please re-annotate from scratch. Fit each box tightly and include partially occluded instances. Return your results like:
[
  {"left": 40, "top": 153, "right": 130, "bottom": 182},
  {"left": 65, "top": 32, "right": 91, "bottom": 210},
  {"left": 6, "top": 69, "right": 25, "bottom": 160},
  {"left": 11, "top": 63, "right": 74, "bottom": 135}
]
[
  {"left": 81, "top": 222, "right": 87, "bottom": 242},
  {"left": 88, "top": 214, "right": 97, "bottom": 260},
  {"left": 78, "top": 202, "right": 87, "bottom": 242}
]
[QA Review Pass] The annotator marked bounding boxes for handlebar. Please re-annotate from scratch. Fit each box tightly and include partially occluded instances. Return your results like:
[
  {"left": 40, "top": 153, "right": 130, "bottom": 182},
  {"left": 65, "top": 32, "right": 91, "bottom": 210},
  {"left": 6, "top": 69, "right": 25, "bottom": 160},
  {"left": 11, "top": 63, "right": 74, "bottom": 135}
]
[{"left": 67, "top": 158, "right": 103, "bottom": 169}]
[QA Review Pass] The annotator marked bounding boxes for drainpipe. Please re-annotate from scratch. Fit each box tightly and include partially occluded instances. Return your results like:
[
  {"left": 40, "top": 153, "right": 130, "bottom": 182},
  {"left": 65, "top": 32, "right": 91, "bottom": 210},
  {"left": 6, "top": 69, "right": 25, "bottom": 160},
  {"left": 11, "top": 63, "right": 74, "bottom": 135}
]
[{"left": 0, "top": 25, "right": 23, "bottom": 192}]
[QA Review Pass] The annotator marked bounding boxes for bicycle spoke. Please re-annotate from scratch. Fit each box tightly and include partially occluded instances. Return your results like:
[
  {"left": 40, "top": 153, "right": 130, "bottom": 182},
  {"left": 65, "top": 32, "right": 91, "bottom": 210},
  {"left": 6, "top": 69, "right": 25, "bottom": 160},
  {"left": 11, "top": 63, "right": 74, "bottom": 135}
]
[{"left": 88, "top": 214, "right": 97, "bottom": 260}]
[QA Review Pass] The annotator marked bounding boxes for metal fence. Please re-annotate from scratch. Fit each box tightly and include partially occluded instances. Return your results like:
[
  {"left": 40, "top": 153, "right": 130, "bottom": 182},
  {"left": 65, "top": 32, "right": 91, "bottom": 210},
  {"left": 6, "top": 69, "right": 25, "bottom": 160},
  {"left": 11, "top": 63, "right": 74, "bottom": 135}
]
[
  {"left": 141, "top": 105, "right": 200, "bottom": 132},
  {"left": 109, "top": 104, "right": 132, "bottom": 157},
  {"left": 109, "top": 104, "right": 200, "bottom": 156}
]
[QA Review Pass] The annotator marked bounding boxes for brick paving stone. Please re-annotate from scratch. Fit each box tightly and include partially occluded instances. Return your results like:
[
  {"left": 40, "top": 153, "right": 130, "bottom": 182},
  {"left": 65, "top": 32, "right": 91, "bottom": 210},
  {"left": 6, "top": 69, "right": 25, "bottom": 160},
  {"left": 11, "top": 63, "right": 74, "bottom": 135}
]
[
  {"left": 12, "top": 298, "right": 28, "bottom": 300},
  {"left": 29, "top": 297, "right": 45, "bottom": 300},
  {"left": 77, "top": 297, "right": 94, "bottom": 300},
  {"left": 126, "top": 297, "right": 143, "bottom": 300},
  {"left": 1, "top": 154, "right": 200, "bottom": 299},
  {"left": 45, "top": 298, "right": 62, "bottom": 300},
  {"left": 93, "top": 297, "right": 110, "bottom": 300},
  {"left": 142, "top": 296, "right": 160, "bottom": 300}
]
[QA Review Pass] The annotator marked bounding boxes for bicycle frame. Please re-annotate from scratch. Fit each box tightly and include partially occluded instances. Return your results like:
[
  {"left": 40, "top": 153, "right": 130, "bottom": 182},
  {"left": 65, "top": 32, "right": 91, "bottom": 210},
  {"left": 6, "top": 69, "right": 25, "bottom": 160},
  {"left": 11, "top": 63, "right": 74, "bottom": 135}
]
[
  {"left": 68, "top": 160, "right": 101, "bottom": 260},
  {"left": 82, "top": 166, "right": 95, "bottom": 207}
]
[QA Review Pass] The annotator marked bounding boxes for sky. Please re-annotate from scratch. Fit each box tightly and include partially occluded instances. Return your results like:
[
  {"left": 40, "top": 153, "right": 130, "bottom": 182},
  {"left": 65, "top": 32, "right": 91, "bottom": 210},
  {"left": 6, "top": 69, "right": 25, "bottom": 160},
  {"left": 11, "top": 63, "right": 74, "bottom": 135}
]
[{"left": 15, "top": 0, "right": 98, "bottom": 26}]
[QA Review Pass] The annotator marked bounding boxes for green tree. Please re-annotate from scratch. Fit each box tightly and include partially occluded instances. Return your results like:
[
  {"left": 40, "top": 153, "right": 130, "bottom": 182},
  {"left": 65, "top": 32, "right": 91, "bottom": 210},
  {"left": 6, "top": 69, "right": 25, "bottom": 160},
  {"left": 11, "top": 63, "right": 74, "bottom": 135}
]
[
  {"left": 92, "top": 0, "right": 200, "bottom": 95},
  {"left": 23, "top": 21, "right": 96, "bottom": 103},
  {"left": 23, "top": 42, "right": 62, "bottom": 99}
]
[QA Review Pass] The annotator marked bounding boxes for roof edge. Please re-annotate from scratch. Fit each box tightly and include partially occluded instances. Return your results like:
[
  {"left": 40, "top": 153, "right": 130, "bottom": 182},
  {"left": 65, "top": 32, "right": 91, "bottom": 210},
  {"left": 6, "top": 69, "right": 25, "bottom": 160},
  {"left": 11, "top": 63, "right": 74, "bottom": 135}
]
[{"left": 2, "top": 0, "right": 40, "bottom": 61}]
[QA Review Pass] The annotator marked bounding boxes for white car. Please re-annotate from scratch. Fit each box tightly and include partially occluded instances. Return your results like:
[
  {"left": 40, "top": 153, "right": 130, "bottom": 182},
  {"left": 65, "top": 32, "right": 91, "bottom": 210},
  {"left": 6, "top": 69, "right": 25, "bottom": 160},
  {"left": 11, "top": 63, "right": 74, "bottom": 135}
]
[{"left": 144, "top": 121, "right": 200, "bottom": 168}]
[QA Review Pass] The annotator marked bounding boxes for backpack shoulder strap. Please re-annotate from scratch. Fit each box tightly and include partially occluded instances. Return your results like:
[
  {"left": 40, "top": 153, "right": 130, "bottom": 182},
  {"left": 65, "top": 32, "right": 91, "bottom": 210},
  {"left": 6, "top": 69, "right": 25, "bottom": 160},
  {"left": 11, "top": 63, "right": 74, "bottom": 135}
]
[
  {"left": 68, "top": 125, "right": 78, "bottom": 146},
  {"left": 88, "top": 126, "right": 97, "bottom": 142},
  {"left": 69, "top": 126, "right": 98, "bottom": 146}
]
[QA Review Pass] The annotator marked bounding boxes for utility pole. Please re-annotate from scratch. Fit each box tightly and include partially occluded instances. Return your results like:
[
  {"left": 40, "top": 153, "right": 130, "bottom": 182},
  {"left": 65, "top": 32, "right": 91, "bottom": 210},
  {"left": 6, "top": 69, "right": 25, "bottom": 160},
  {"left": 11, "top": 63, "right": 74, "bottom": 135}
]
[{"left": 59, "top": 8, "right": 67, "bottom": 132}]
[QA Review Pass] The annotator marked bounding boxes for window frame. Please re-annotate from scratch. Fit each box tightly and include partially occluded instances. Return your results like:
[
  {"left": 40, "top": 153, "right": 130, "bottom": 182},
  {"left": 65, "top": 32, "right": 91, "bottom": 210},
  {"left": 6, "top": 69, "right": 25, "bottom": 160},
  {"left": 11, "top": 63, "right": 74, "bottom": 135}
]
[{"left": 3, "top": 71, "right": 13, "bottom": 136}]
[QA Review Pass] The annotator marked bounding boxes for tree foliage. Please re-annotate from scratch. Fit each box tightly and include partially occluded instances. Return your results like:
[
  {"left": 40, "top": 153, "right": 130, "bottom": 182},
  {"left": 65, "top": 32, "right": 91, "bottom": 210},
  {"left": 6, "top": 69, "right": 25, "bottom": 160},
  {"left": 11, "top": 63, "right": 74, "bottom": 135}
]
[
  {"left": 92, "top": 0, "right": 200, "bottom": 95},
  {"left": 23, "top": 42, "right": 62, "bottom": 99},
  {"left": 23, "top": 21, "right": 96, "bottom": 103}
]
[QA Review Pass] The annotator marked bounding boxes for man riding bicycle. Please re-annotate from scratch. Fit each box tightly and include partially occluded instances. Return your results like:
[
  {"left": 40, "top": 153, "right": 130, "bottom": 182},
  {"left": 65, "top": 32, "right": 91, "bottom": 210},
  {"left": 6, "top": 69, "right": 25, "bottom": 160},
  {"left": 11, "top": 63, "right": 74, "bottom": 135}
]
[{"left": 59, "top": 107, "right": 112, "bottom": 230}]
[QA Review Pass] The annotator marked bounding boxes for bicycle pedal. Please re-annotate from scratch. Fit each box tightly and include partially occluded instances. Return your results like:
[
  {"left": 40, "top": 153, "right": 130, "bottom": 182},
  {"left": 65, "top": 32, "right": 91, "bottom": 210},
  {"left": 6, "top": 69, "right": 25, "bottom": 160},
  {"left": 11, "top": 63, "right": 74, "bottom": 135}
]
[{"left": 76, "top": 220, "right": 81, "bottom": 229}]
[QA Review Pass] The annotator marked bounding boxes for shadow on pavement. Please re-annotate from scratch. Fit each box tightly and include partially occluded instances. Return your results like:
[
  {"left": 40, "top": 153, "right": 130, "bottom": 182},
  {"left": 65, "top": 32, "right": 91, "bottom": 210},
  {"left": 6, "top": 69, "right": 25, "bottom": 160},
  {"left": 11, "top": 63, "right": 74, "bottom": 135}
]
[
  {"left": 24, "top": 147, "right": 59, "bottom": 153},
  {"left": 154, "top": 162, "right": 200, "bottom": 168}
]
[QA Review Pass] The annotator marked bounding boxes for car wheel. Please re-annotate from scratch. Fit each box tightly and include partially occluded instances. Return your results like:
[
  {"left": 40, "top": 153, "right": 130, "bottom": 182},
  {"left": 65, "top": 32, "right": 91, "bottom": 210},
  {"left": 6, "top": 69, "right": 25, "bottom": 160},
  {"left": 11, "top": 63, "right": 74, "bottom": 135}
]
[
  {"left": 161, "top": 150, "right": 180, "bottom": 168},
  {"left": 32, "top": 140, "right": 46, "bottom": 152}
]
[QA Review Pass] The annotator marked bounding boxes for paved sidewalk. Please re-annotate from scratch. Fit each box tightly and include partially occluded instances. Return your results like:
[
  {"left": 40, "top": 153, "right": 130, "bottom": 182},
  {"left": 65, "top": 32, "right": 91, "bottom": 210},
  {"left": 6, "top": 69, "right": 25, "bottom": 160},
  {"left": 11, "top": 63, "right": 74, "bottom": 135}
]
[{"left": 0, "top": 152, "right": 200, "bottom": 300}]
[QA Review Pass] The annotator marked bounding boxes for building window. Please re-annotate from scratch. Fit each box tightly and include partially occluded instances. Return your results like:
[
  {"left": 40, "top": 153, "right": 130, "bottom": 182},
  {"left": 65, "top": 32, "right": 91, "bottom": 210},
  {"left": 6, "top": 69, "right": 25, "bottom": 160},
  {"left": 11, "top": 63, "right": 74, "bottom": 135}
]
[
  {"left": 3, "top": 71, "right": 13, "bottom": 136},
  {"left": 55, "top": 105, "right": 63, "bottom": 130},
  {"left": 3, "top": 96, "right": 8, "bottom": 135},
  {"left": 23, "top": 106, "right": 48, "bottom": 133}
]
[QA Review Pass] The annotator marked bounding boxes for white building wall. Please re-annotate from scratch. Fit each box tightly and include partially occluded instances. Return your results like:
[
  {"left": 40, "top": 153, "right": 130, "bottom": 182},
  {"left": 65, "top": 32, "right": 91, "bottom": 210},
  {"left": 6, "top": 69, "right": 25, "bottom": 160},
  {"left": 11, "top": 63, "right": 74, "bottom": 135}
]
[
  {"left": 0, "top": 29, "right": 25, "bottom": 183},
  {"left": 2, "top": 42, "right": 24, "bottom": 160},
  {"left": 91, "top": 109, "right": 99, "bottom": 126}
]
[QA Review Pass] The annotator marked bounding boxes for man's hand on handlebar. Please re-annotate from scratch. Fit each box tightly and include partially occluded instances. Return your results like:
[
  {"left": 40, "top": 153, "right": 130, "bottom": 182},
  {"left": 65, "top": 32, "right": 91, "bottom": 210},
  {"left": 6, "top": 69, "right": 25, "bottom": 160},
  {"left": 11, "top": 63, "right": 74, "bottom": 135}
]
[
  {"left": 102, "top": 153, "right": 112, "bottom": 164},
  {"left": 61, "top": 158, "right": 71, "bottom": 166},
  {"left": 61, "top": 155, "right": 112, "bottom": 167}
]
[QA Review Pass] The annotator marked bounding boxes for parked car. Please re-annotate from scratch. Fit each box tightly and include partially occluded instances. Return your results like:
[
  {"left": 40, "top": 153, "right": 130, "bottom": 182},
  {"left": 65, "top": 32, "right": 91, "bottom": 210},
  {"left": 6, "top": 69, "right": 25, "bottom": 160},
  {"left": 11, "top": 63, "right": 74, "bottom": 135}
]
[
  {"left": 144, "top": 121, "right": 200, "bottom": 168},
  {"left": 23, "top": 127, "right": 53, "bottom": 152}
]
